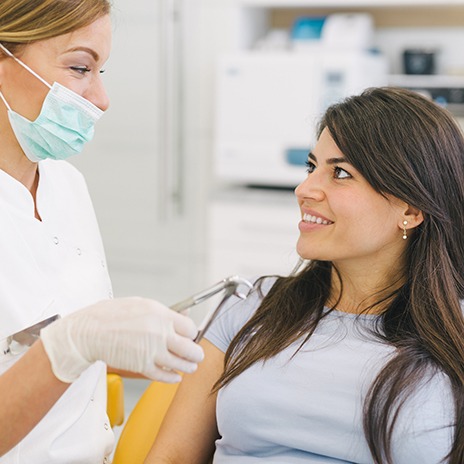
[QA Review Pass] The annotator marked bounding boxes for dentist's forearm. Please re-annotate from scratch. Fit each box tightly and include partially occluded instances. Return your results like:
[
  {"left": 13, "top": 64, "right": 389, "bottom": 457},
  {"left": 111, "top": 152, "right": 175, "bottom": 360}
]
[{"left": 0, "top": 341, "right": 69, "bottom": 456}]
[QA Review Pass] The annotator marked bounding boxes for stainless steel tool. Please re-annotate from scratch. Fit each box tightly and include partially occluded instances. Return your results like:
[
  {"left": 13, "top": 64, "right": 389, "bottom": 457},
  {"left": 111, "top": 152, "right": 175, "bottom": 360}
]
[
  {"left": 4, "top": 314, "right": 60, "bottom": 355},
  {"left": 170, "top": 275, "right": 253, "bottom": 342}
]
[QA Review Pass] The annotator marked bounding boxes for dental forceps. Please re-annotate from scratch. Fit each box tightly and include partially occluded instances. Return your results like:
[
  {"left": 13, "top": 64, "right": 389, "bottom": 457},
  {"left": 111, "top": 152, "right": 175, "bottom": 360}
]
[
  {"left": 170, "top": 275, "right": 253, "bottom": 342},
  {"left": 2, "top": 314, "right": 60, "bottom": 356}
]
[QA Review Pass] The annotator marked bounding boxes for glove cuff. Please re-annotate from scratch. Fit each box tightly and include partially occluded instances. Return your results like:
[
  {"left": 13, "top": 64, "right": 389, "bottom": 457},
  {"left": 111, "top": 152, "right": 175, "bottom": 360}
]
[{"left": 41, "top": 322, "right": 93, "bottom": 383}]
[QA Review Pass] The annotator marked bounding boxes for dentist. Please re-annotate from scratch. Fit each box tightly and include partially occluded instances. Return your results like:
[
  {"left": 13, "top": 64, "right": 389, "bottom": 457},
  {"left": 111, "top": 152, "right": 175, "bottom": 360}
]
[{"left": 0, "top": 0, "right": 203, "bottom": 462}]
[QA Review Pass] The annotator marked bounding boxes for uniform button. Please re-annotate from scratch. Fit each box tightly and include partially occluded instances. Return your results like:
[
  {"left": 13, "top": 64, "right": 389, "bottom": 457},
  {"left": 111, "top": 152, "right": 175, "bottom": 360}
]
[
  {"left": 101, "top": 260, "right": 106, "bottom": 268},
  {"left": 104, "top": 423, "right": 109, "bottom": 430},
  {"left": 53, "top": 236, "right": 59, "bottom": 245},
  {"left": 90, "top": 397, "right": 94, "bottom": 402},
  {"left": 76, "top": 248, "right": 82, "bottom": 255},
  {"left": 108, "top": 290, "right": 113, "bottom": 298}
]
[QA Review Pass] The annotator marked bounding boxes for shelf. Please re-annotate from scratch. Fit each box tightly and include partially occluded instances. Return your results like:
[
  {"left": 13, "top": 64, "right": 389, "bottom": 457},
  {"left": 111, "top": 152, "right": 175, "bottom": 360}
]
[
  {"left": 389, "top": 74, "right": 464, "bottom": 87},
  {"left": 235, "top": 0, "right": 464, "bottom": 7},
  {"left": 388, "top": 74, "right": 464, "bottom": 117}
]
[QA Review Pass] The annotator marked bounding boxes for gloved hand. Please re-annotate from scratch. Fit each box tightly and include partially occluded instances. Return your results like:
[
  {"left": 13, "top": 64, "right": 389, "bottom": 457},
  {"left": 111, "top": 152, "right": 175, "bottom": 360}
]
[{"left": 40, "top": 297, "right": 204, "bottom": 383}]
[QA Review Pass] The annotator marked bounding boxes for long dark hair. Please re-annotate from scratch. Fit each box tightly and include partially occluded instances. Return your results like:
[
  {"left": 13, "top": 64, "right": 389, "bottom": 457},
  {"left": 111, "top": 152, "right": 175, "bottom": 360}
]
[{"left": 214, "top": 87, "right": 464, "bottom": 463}]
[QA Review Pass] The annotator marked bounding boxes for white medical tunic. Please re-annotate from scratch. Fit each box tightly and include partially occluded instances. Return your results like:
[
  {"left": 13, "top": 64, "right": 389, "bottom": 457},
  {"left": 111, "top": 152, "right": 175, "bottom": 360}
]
[
  {"left": 0, "top": 160, "right": 115, "bottom": 463},
  {"left": 206, "top": 279, "right": 454, "bottom": 463}
]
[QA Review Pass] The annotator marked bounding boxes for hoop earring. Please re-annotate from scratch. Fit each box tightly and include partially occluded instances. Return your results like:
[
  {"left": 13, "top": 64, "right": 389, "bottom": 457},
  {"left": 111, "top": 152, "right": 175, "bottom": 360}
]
[{"left": 402, "top": 220, "right": 408, "bottom": 240}]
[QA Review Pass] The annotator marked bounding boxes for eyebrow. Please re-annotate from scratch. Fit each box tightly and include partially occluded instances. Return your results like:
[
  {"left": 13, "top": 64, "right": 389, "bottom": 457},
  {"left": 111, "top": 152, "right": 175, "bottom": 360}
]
[
  {"left": 64, "top": 46, "right": 100, "bottom": 62},
  {"left": 308, "top": 152, "right": 348, "bottom": 165}
]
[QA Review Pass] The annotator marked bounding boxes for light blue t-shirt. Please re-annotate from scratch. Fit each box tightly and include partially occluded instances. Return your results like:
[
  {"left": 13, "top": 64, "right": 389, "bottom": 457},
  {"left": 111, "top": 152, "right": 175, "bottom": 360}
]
[{"left": 205, "top": 278, "right": 454, "bottom": 463}]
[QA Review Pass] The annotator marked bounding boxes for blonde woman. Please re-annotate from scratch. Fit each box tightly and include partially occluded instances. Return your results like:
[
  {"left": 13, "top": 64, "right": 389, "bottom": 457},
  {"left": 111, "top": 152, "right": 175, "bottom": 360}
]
[{"left": 0, "top": 1, "right": 203, "bottom": 461}]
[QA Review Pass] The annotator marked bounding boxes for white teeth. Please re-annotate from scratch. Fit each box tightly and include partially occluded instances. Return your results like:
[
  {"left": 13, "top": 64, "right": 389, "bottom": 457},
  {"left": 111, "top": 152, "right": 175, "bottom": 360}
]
[{"left": 303, "top": 213, "right": 332, "bottom": 225}]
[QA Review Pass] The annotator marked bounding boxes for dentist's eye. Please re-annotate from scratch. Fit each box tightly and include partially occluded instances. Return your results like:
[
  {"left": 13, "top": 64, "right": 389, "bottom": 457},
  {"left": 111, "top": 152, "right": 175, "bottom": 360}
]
[
  {"left": 334, "top": 166, "right": 352, "bottom": 179},
  {"left": 305, "top": 160, "right": 316, "bottom": 174},
  {"left": 70, "top": 66, "right": 91, "bottom": 74}
]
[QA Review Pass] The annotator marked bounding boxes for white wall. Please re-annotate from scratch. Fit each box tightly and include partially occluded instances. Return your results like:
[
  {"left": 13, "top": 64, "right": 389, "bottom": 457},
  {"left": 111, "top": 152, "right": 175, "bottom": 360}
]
[{"left": 71, "top": 0, "right": 212, "bottom": 310}]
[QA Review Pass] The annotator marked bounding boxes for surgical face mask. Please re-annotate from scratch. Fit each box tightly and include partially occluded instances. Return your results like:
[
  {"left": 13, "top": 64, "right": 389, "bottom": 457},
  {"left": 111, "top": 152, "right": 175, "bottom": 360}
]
[{"left": 0, "top": 43, "right": 104, "bottom": 162}]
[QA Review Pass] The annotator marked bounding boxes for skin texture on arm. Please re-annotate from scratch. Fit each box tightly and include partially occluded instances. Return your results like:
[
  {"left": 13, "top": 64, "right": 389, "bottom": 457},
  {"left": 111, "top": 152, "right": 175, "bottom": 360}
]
[
  {"left": 0, "top": 340, "right": 69, "bottom": 456},
  {"left": 108, "top": 367, "right": 146, "bottom": 378},
  {"left": 145, "top": 340, "right": 225, "bottom": 464}
]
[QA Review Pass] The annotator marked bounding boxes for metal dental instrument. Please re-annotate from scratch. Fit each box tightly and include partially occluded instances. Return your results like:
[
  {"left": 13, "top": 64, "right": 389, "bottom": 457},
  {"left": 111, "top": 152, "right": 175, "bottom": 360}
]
[
  {"left": 170, "top": 275, "right": 253, "bottom": 343},
  {"left": 4, "top": 314, "right": 60, "bottom": 355}
]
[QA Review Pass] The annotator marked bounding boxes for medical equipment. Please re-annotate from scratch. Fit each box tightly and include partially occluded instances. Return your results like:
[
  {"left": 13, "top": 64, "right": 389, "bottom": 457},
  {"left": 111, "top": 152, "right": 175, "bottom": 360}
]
[
  {"left": 3, "top": 314, "right": 60, "bottom": 355},
  {"left": 171, "top": 275, "right": 253, "bottom": 342},
  {"left": 215, "top": 50, "right": 388, "bottom": 187}
]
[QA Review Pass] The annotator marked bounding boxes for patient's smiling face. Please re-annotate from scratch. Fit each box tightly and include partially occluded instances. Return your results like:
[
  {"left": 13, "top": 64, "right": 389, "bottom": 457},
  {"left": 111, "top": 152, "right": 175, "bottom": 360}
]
[{"left": 295, "top": 128, "right": 410, "bottom": 272}]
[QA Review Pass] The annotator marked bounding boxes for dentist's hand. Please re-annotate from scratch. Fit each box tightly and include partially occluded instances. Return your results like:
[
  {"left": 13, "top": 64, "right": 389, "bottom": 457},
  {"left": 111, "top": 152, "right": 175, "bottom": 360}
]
[{"left": 40, "top": 297, "right": 204, "bottom": 383}]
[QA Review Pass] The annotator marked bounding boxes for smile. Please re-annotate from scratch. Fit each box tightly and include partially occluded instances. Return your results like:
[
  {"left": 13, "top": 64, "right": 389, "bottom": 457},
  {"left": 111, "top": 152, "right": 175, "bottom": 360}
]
[{"left": 303, "top": 213, "right": 333, "bottom": 225}]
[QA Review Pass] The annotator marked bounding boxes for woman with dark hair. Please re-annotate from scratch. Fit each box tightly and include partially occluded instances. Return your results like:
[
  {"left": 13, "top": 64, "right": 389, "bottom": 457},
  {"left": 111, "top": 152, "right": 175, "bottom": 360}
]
[{"left": 147, "top": 87, "right": 464, "bottom": 464}]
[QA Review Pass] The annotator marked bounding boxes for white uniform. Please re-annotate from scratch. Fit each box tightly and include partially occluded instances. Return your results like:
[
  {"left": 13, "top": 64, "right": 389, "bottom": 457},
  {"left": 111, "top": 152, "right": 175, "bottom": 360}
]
[{"left": 0, "top": 160, "right": 114, "bottom": 463}]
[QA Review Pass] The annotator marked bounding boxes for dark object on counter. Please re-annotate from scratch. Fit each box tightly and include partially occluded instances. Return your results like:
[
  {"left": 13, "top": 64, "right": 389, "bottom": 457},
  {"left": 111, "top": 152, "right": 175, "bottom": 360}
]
[{"left": 403, "top": 49, "right": 436, "bottom": 75}]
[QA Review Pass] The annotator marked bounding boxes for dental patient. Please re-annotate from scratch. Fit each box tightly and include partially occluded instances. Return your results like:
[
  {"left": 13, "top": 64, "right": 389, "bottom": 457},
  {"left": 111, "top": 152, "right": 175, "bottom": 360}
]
[{"left": 146, "top": 87, "right": 464, "bottom": 464}]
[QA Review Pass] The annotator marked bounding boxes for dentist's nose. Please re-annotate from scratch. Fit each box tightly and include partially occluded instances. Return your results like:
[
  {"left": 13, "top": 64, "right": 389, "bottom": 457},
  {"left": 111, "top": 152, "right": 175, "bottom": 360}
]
[{"left": 85, "top": 76, "right": 110, "bottom": 112}]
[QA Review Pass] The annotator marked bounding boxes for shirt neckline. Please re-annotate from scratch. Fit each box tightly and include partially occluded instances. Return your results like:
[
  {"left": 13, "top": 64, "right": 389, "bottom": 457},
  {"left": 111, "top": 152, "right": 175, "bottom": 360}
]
[{"left": 0, "top": 160, "right": 50, "bottom": 221}]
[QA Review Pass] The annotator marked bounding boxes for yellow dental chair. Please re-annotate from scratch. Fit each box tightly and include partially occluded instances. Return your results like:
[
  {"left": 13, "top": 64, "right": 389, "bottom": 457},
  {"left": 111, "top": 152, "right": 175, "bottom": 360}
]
[
  {"left": 106, "top": 373, "right": 125, "bottom": 428},
  {"left": 107, "top": 374, "right": 179, "bottom": 464}
]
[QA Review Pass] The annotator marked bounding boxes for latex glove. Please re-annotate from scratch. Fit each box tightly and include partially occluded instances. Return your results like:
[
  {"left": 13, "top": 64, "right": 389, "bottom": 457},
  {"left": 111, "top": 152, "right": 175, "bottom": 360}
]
[{"left": 40, "top": 297, "right": 204, "bottom": 383}]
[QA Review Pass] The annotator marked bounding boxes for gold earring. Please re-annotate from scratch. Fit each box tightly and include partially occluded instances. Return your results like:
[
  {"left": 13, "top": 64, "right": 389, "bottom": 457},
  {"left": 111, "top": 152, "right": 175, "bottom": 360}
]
[{"left": 402, "top": 220, "right": 408, "bottom": 240}]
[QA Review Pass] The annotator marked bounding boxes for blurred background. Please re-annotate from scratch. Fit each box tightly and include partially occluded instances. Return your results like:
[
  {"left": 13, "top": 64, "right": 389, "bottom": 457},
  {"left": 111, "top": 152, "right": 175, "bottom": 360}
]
[{"left": 70, "top": 0, "right": 464, "bottom": 441}]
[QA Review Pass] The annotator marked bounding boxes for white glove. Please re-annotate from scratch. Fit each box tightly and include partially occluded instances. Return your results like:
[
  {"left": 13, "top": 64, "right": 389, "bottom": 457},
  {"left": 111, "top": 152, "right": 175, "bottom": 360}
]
[{"left": 40, "top": 297, "right": 204, "bottom": 383}]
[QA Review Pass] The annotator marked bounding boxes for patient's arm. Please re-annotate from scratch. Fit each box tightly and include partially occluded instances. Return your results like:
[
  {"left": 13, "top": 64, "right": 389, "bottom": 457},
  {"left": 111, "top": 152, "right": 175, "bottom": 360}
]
[{"left": 145, "top": 339, "right": 224, "bottom": 464}]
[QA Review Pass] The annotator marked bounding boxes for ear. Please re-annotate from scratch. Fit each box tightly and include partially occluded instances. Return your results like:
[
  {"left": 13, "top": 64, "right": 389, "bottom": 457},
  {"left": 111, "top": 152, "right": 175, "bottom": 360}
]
[
  {"left": 399, "top": 205, "right": 424, "bottom": 231},
  {"left": 0, "top": 46, "right": 15, "bottom": 84},
  {"left": 0, "top": 55, "right": 8, "bottom": 84}
]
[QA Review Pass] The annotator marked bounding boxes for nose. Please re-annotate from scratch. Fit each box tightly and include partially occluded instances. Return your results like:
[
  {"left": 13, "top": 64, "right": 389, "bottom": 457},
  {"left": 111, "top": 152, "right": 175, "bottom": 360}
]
[
  {"left": 85, "top": 75, "right": 110, "bottom": 112},
  {"left": 294, "top": 172, "right": 326, "bottom": 202}
]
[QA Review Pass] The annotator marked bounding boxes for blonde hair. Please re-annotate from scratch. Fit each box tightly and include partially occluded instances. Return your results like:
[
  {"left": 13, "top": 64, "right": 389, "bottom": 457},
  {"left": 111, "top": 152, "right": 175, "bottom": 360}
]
[{"left": 0, "top": 0, "right": 111, "bottom": 54}]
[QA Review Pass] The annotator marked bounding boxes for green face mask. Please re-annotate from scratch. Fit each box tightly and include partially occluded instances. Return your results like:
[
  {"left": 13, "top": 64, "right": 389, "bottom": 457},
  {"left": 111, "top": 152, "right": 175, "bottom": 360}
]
[{"left": 0, "top": 43, "right": 103, "bottom": 162}]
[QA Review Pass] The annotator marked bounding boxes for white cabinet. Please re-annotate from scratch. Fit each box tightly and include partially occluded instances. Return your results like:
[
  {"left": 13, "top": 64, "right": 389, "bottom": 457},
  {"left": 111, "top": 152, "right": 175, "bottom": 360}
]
[{"left": 207, "top": 188, "right": 301, "bottom": 282}]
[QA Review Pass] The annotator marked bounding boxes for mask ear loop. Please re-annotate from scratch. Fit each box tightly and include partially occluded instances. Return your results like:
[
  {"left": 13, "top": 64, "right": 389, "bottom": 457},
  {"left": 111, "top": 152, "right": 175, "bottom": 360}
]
[
  {"left": 0, "top": 89, "right": 11, "bottom": 111},
  {"left": 0, "top": 42, "right": 52, "bottom": 90},
  {"left": 0, "top": 44, "right": 13, "bottom": 111}
]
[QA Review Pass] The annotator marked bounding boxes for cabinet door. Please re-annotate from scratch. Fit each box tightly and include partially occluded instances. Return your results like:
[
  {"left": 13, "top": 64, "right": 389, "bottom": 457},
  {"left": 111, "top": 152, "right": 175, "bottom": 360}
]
[{"left": 208, "top": 192, "right": 301, "bottom": 282}]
